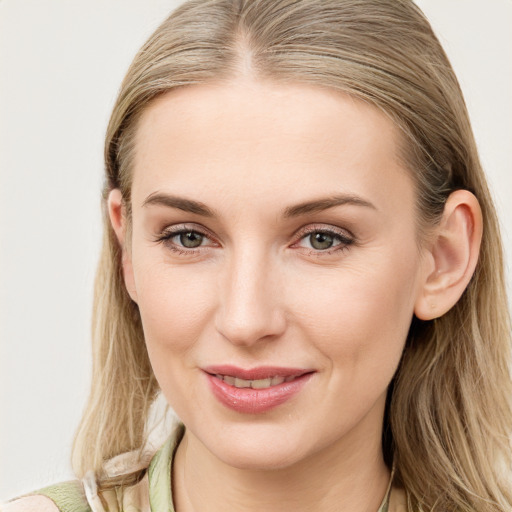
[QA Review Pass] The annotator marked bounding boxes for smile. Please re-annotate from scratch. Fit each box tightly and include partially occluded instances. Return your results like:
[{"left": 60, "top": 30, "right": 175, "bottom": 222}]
[{"left": 203, "top": 366, "right": 314, "bottom": 414}]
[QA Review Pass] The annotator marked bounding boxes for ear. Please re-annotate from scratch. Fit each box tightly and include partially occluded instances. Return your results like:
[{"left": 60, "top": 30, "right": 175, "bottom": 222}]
[
  {"left": 414, "top": 190, "right": 483, "bottom": 320},
  {"left": 107, "top": 189, "right": 138, "bottom": 303}
]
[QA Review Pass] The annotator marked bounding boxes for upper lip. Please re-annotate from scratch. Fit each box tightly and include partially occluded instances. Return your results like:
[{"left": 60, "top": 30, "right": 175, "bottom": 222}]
[{"left": 203, "top": 365, "right": 313, "bottom": 380}]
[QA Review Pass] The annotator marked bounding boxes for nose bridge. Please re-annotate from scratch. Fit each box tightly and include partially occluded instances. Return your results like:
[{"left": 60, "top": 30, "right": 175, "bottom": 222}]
[{"left": 215, "top": 243, "right": 285, "bottom": 346}]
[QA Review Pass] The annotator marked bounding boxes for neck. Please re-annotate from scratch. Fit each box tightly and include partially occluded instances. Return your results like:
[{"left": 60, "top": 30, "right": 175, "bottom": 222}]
[{"left": 172, "top": 416, "right": 390, "bottom": 512}]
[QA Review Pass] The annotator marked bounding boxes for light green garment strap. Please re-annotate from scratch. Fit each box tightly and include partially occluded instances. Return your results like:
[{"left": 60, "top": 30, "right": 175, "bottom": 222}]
[
  {"left": 379, "top": 499, "right": 389, "bottom": 512},
  {"left": 34, "top": 481, "right": 91, "bottom": 512},
  {"left": 377, "top": 466, "right": 395, "bottom": 512},
  {"left": 148, "top": 423, "right": 185, "bottom": 512}
]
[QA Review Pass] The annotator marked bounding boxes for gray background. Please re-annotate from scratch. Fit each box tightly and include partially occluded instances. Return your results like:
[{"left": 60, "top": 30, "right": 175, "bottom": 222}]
[{"left": 1, "top": 0, "right": 511, "bottom": 499}]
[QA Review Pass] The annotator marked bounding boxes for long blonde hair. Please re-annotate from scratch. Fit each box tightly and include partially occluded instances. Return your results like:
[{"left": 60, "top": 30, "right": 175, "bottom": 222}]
[{"left": 73, "top": 1, "right": 512, "bottom": 509}]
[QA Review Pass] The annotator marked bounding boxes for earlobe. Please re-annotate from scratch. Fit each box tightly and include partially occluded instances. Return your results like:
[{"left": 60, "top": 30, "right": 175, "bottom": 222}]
[
  {"left": 414, "top": 190, "right": 483, "bottom": 320},
  {"left": 107, "top": 189, "right": 138, "bottom": 303}
]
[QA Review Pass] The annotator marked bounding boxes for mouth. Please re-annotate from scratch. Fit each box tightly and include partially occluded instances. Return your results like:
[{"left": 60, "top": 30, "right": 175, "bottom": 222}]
[
  {"left": 203, "top": 365, "right": 314, "bottom": 414},
  {"left": 212, "top": 374, "right": 299, "bottom": 389}
]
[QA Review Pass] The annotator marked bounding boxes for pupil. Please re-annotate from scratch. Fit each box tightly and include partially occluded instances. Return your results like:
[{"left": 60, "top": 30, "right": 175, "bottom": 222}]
[
  {"left": 180, "top": 231, "right": 203, "bottom": 248},
  {"left": 310, "top": 232, "right": 333, "bottom": 250}
]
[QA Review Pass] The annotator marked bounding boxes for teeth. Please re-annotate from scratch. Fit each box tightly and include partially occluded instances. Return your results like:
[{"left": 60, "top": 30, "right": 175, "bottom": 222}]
[
  {"left": 224, "top": 375, "right": 236, "bottom": 386},
  {"left": 251, "top": 378, "right": 272, "bottom": 389},
  {"left": 217, "top": 374, "right": 295, "bottom": 389},
  {"left": 234, "top": 377, "right": 252, "bottom": 388}
]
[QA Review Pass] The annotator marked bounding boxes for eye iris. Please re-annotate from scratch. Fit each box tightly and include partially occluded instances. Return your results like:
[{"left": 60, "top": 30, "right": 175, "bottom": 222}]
[
  {"left": 310, "top": 232, "right": 334, "bottom": 250},
  {"left": 180, "top": 231, "right": 203, "bottom": 248}
]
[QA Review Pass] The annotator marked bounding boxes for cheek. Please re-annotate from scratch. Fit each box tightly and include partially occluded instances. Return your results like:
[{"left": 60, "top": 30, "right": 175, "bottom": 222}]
[
  {"left": 288, "top": 247, "right": 420, "bottom": 371},
  {"left": 132, "top": 257, "right": 217, "bottom": 356},
  {"left": 132, "top": 260, "right": 219, "bottom": 411}
]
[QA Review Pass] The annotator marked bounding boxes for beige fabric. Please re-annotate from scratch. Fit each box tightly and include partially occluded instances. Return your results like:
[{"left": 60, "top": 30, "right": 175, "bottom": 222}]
[
  {"left": 101, "top": 476, "right": 150, "bottom": 512},
  {"left": 0, "top": 495, "right": 59, "bottom": 512}
]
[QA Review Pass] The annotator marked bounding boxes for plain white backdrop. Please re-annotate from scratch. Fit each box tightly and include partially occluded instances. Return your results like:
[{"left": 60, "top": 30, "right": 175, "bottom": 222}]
[{"left": 1, "top": 0, "right": 511, "bottom": 500}]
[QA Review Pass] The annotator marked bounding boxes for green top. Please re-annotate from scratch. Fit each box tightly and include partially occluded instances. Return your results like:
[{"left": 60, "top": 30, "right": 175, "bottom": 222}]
[
  {"left": 13, "top": 425, "right": 393, "bottom": 512},
  {"left": 33, "top": 481, "right": 90, "bottom": 512}
]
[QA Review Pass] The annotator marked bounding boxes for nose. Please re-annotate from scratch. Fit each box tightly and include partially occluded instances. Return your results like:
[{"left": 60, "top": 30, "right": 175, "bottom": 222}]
[{"left": 215, "top": 247, "right": 287, "bottom": 347}]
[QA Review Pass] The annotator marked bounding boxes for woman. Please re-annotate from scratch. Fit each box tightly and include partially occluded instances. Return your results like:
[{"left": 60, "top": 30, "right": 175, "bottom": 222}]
[{"left": 3, "top": 0, "right": 511, "bottom": 510}]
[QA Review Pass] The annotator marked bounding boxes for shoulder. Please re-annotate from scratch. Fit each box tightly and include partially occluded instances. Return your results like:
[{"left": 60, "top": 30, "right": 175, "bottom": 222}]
[
  {"left": 0, "top": 424, "right": 184, "bottom": 512},
  {"left": 1, "top": 495, "right": 60, "bottom": 512},
  {"left": 1, "top": 481, "right": 91, "bottom": 512}
]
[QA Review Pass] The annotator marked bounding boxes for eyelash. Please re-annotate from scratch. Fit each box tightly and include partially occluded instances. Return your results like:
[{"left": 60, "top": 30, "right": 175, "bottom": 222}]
[
  {"left": 154, "top": 223, "right": 355, "bottom": 256},
  {"left": 292, "top": 224, "right": 355, "bottom": 255},
  {"left": 154, "top": 224, "right": 217, "bottom": 255}
]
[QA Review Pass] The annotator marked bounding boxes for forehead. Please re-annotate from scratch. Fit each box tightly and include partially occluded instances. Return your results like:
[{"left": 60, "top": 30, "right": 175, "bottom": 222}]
[{"left": 132, "top": 79, "right": 413, "bottom": 214}]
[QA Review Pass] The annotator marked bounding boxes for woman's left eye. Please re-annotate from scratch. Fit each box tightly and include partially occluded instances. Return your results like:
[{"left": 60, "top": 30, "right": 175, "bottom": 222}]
[{"left": 295, "top": 228, "right": 354, "bottom": 253}]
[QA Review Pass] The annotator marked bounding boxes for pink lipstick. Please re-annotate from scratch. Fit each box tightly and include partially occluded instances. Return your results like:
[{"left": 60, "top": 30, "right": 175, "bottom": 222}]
[{"left": 203, "top": 365, "right": 314, "bottom": 414}]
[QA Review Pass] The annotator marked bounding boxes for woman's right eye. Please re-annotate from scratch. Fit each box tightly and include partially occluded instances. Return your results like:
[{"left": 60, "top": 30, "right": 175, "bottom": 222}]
[
  {"left": 155, "top": 225, "right": 215, "bottom": 253},
  {"left": 175, "top": 231, "right": 206, "bottom": 248}
]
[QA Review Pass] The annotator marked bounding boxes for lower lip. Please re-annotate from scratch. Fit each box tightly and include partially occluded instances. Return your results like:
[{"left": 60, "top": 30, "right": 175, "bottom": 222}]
[{"left": 205, "top": 373, "right": 313, "bottom": 414}]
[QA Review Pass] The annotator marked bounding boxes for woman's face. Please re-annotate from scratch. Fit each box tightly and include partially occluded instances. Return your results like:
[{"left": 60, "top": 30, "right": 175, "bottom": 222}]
[{"left": 120, "top": 80, "right": 430, "bottom": 470}]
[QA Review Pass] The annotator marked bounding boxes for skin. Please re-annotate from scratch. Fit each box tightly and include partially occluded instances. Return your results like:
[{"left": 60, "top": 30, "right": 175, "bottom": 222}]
[{"left": 108, "top": 79, "right": 482, "bottom": 512}]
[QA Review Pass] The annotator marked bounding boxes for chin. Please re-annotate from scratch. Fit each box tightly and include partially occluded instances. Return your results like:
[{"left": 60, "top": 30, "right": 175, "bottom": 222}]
[
  {"left": 214, "top": 441, "right": 304, "bottom": 471},
  {"left": 197, "top": 420, "right": 315, "bottom": 471}
]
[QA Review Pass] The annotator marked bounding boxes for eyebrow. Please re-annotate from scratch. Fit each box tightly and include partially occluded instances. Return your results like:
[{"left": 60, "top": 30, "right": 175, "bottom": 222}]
[
  {"left": 283, "top": 194, "right": 377, "bottom": 217},
  {"left": 142, "top": 192, "right": 376, "bottom": 218},
  {"left": 142, "top": 192, "right": 214, "bottom": 217}
]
